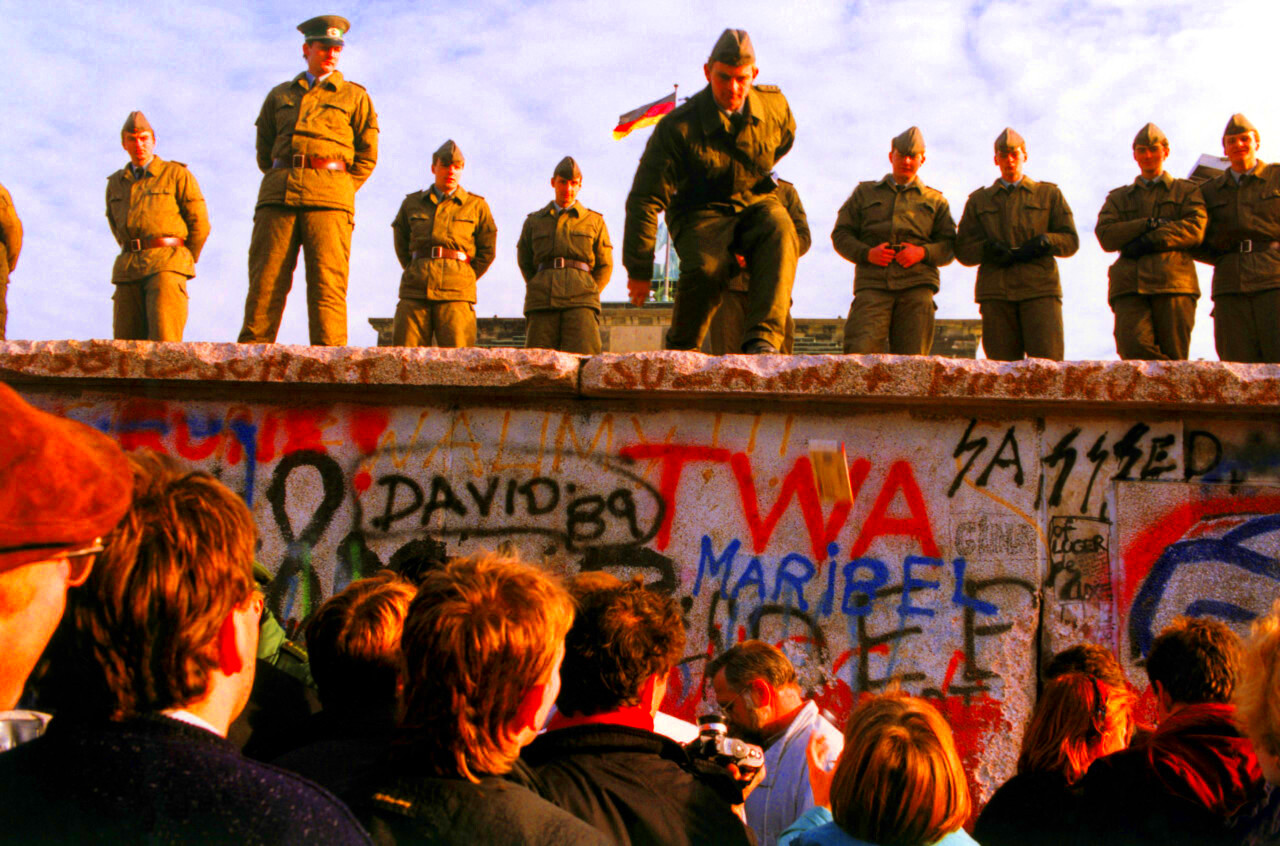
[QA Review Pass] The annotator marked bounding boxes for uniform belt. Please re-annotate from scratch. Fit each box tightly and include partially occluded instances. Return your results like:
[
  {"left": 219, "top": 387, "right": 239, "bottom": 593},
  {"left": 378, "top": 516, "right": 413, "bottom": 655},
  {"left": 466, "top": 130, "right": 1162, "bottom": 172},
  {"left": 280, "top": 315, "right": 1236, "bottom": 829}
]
[
  {"left": 1235, "top": 240, "right": 1280, "bottom": 253},
  {"left": 538, "top": 258, "right": 593, "bottom": 273},
  {"left": 413, "top": 246, "right": 470, "bottom": 263},
  {"left": 272, "top": 155, "right": 348, "bottom": 171},
  {"left": 126, "top": 236, "right": 185, "bottom": 253}
]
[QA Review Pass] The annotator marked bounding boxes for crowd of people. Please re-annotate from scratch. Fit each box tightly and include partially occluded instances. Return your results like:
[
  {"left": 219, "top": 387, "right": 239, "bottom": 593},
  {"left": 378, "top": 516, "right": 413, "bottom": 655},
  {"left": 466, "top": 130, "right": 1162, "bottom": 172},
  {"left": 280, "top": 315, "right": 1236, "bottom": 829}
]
[
  {"left": 2, "top": 21, "right": 1278, "bottom": 362},
  {"left": 3, "top": 387, "right": 1280, "bottom": 844}
]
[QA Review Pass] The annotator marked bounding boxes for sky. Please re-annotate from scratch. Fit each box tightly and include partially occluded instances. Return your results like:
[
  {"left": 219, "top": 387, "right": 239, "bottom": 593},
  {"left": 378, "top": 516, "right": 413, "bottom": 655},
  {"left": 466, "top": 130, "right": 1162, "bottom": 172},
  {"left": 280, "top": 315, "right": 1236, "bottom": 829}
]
[{"left": 3, "top": 0, "right": 1277, "bottom": 359}]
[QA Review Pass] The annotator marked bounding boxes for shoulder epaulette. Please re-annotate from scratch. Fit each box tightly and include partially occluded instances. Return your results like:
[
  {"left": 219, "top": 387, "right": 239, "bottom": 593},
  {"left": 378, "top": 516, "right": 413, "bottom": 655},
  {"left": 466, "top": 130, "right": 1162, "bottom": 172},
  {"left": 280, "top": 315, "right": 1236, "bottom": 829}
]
[
  {"left": 777, "top": 178, "right": 794, "bottom": 187},
  {"left": 469, "top": 193, "right": 487, "bottom": 202},
  {"left": 754, "top": 84, "right": 782, "bottom": 93},
  {"left": 169, "top": 161, "right": 188, "bottom": 169}
]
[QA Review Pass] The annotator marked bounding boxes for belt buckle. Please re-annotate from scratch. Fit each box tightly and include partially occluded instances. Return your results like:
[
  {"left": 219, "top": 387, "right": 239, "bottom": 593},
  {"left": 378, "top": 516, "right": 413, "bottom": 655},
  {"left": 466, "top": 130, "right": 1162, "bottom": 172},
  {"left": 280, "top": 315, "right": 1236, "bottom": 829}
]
[
  {"left": 291, "top": 153, "right": 305, "bottom": 168},
  {"left": 553, "top": 257, "right": 566, "bottom": 269},
  {"left": 430, "top": 246, "right": 443, "bottom": 259},
  {"left": 1240, "top": 239, "right": 1253, "bottom": 253},
  {"left": 129, "top": 239, "right": 142, "bottom": 252}
]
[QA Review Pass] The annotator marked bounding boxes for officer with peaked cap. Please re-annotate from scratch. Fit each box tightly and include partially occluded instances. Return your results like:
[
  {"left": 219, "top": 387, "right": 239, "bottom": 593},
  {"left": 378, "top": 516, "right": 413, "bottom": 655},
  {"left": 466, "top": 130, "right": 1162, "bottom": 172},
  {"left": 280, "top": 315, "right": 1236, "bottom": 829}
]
[
  {"left": 0, "top": 382, "right": 132, "bottom": 711},
  {"left": 1095, "top": 122, "right": 1206, "bottom": 360},
  {"left": 106, "top": 111, "right": 210, "bottom": 342},
  {"left": 955, "top": 128, "right": 1079, "bottom": 360},
  {"left": 1194, "top": 113, "right": 1280, "bottom": 362},
  {"left": 703, "top": 174, "right": 809, "bottom": 354},
  {"left": 833, "top": 126, "right": 956, "bottom": 355},
  {"left": 0, "top": 182, "right": 20, "bottom": 341},
  {"left": 516, "top": 156, "right": 613, "bottom": 354},
  {"left": 390, "top": 140, "right": 497, "bottom": 347},
  {"left": 238, "top": 14, "right": 378, "bottom": 347},
  {"left": 623, "top": 28, "right": 797, "bottom": 354}
]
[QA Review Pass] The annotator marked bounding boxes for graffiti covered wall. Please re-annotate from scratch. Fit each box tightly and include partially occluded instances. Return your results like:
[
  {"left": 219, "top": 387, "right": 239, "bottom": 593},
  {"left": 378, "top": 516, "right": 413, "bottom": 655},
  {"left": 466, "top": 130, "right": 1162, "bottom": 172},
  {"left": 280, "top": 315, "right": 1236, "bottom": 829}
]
[{"left": 5, "top": 340, "right": 1280, "bottom": 803}]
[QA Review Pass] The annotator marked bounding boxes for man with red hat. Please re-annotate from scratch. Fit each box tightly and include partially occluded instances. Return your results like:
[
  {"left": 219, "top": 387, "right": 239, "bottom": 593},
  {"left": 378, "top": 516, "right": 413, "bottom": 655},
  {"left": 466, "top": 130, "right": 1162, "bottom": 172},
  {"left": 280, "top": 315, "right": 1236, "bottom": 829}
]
[
  {"left": 0, "top": 382, "right": 132, "bottom": 711},
  {"left": 239, "top": 14, "right": 379, "bottom": 347},
  {"left": 1195, "top": 113, "right": 1280, "bottom": 363},
  {"left": 107, "top": 111, "right": 210, "bottom": 342}
]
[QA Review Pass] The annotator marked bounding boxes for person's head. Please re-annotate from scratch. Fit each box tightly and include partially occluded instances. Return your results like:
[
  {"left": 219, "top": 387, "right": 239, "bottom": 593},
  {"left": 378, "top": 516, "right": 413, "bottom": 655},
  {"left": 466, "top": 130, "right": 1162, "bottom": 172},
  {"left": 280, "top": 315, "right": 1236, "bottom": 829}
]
[
  {"left": 706, "top": 639, "right": 803, "bottom": 743},
  {"left": 993, "top": 127, "right": 1028, "bottom": 183},
  {"left": 830, "top": 693, "right": 970, "bottom": 846},
  {"left": 1045, "top": 643, "right": 1129, "bottom": 691},
  {"left": 398, "top": 551, "right": 573, "bottom": 781},
  {"left": 1235, "top": 600, "right": 1280, "bottom": 784},
  {"left": 889, "top": 126, "right": 926, "bottom": 185},
  {"left": 70, "top": 451, "right": 259, "bottom": 727},
  {"left": 306, "top": 571, "right": 416, "bottom": 714},
  {"left": 703, "top": 29, "right": 758, "bottom": 113},
  {"left": 551, "top": 156, "right": 583, "bottom": 208},
  {"left": 1132, "top": 122, "right": 1170, "bottom": 181},
  {"left": 0, "top": 383, "right": 132, "bottom": 709},
  {"left": 431, "top": 140, "right": 465, "bottom": 193},
  {"left": 1222, "top": 113, "right": 1260, "bottom": 173},
  {"left": 556, "top": 576, "right": 685, "bottom": 718},
  {"left": 1018, "top": 673, "right": 1131, "bottom": 784},
  {"left": 1146, "top": 617, "right": 1242, "bottom": 717},
  {"left": 298, "top": 14, "right": 348, "bottom": 77},
  {"left": 120, "top": 111, "right": 156, "bottom": 168}
]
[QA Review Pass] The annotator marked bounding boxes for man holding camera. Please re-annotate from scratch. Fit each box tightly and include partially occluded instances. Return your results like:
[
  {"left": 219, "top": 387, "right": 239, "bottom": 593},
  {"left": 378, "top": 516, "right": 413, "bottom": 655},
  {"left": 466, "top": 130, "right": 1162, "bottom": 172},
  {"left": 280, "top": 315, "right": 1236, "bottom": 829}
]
[
  {"left": 523, "top": 577, "right": 757, "bottom": 845},
  {"left": 833, "top": 126, "right": 956, "bottom": 355}
]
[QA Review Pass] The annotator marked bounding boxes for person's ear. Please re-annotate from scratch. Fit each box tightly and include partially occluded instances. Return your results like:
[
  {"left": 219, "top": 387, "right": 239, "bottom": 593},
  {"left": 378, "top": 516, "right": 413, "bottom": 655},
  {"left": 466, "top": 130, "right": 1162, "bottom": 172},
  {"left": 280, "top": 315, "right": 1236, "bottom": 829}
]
[
  {"left": 747, "top": 678, "right": 772, "bottom": 709},
  {"left": 512, "top": 682, "right": 549, "bottom": 735},
  {"left": 217, "top": 610, "right": 244, "bottom": 676}
]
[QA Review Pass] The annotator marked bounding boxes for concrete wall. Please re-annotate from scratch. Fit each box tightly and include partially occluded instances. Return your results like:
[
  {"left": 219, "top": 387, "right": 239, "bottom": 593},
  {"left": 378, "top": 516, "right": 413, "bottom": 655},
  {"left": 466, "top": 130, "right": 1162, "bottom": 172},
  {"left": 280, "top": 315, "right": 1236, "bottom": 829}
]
[{"left": 5, "top": 339, "right": 1280, "bottom": 803}]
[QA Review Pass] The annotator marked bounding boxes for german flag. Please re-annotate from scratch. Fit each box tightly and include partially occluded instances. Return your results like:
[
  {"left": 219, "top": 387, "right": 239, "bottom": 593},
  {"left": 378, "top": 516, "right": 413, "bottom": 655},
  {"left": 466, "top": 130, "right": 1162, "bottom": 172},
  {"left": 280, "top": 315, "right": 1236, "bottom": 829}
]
[{"left": 613, "top": 92, "right": 677, "bottom": 140}]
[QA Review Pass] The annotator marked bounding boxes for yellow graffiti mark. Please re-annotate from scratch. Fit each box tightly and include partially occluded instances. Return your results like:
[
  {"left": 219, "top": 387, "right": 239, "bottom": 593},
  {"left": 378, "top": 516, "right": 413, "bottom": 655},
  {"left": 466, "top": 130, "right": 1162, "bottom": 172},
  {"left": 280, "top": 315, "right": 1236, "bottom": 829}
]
[
  {"left": 953, "top": 455, "right": 1048, "bottom": 547},
  {"left": 711, "top": 412, "right": 723, "bottom": 449},
  {"left": 780, "top": 414, "right": 794, "bottom": 459},
  {"left": 747, "top": 414, "right": 762, "bottom": 454},
  {"left": 552, "top": 413, "right": 615, "bottom": 472},
  {"left": 629, "top": 415, "right": 680, "bottom": 481},
  {"left": 490, "top": 410, "right": 544, "bottom": 475},
  {"left": 371, "top": 410, "right": 433, "bottom": 471},
  {"left": 418, "top": 411, "right": 484, "bottom": 477}
]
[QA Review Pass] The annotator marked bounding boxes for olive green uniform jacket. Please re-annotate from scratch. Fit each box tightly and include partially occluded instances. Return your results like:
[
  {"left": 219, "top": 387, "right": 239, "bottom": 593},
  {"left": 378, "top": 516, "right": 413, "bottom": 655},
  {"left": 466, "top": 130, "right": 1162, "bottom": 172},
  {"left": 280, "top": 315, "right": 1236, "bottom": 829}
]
[
  {"left": 726, "top": 179, "right": 810, "bottom": 293},
  {"left": 1194, "top": 162, "right": 1280, "bottom": 296},
  {"left": 1096, "top": 173, "right": 1205, "bottom": 301},
  {"left": 0, "top": 183, "right": 20, "bottom": 339},
  {"left": 955, "top": 178, "right": 1080, "bottom": 301},
  {"left": 622, "top": 84, "right": 796, "bottom": 280},
  {"left": 254, "top": 71, "right": 379, "bottom": 213},
  {"left": 832, "top": 175, "right": 956, "bottom": 293},
  {"left": 392, "top": 187, "right": 497, "bottom": 303},
  {"left": 516, "top": 202, "right": 612, "bottom": 313},
  {"left": 106, "top": 157, "right": 210, "bottom": 283}
]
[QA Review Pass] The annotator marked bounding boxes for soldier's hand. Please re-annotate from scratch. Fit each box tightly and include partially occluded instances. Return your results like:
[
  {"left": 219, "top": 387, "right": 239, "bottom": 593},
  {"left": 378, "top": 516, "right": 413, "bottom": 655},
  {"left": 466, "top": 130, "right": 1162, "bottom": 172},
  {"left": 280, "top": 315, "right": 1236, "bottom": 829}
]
[
  {"left": 1121, "top": 233, "right": 1155, "bottom": 260},
  {"left": 982, "top": 241, "right": 1014, "bottom": 267},
  {"left": 627, "top": 278, "right": 652, "bottom": 306},
  {"left": 1012, "top": 234, "right": 1052, "bottom": 262},
  {"left": 894, "top": 243, "right": 926, "bottom": 268},
  {"left": 867, "top": 243, "right": 896, "bottom": 267}
]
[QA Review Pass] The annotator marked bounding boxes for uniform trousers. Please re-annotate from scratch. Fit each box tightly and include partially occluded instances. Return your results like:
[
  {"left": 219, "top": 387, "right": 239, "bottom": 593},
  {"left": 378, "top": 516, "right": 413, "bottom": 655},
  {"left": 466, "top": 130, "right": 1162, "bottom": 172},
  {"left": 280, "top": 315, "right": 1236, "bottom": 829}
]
[
  {"left": 979, "top": 296, "right": 1064, "bottom": 361},
  {"left": 704, "top": 289, "right": 795, "bottom": 354},
  {"left": 1111, "top": 293, "right": 1196, "bottom": 360},
  {"left": 113, "top": 271, "right": 188, "bottom": 341},
  {"left": 843, "top": 286, "right": 936, "bottom": 355},
  {"left": 1213, "top": 289, "right": 1280, "bottom": 363},
  {"left": 392, "top": 299, "right": 476, "bottom": 347},
  {"left": 241, "top": 205, "right": 351, "bottom": 346},
  {"left": 525, "top": 308, "right": 601, "bottom": 354}
]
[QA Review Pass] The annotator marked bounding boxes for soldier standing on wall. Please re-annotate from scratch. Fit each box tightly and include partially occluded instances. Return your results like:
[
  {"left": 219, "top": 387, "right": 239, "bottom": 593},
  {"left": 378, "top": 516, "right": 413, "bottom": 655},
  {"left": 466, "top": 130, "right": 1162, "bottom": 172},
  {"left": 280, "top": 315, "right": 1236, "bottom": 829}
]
[{"left": 0, "top": 182, "right": 21, "bottom": 340}]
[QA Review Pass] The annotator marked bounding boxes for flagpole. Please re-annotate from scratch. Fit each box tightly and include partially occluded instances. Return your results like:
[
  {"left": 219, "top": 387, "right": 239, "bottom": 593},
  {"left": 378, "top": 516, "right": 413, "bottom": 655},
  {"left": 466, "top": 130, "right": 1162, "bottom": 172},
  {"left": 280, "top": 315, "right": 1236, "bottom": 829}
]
[{"left": 661, "top": 83, "right": 677, "bottom": 303}]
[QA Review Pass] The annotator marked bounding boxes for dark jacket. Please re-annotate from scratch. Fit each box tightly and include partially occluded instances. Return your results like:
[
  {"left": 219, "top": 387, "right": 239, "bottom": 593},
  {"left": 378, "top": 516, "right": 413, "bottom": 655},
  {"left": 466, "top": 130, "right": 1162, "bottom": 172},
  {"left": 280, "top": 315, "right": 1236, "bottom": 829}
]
[
  {"left": 362, "top": 766, "right": 609, "bottom": 846},
  {"left": 973, "top": 770, "right": 1081, "bottom": 846},
  {"left": 272, "top": 704, "right": 397, "bottom": 806},
  {"left": 1076, "top": 702, "right": 1264, "bottom": 845},
  {"left": 523, "top": 723, "right": 754, "bottom": 846},
  {"left": 0, "top": 713, "right": 371, "bottom": 845}
]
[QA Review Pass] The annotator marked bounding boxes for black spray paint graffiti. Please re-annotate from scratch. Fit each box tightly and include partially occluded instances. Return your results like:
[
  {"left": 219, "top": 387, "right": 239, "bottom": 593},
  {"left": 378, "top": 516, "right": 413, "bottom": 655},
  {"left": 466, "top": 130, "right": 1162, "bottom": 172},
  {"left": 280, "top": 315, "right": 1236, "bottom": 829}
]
[{"left": 1046, "top": 515, "right": 1111, "bottom": 602}]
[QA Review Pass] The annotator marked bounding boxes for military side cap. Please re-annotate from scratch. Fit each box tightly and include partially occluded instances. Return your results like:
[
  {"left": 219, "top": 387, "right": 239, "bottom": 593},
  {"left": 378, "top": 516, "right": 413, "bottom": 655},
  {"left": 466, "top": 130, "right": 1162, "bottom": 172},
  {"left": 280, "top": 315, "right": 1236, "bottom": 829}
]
[
  {"left": 121, "top": 111, "right": 154, "bottom": 137},
  {"left": 892, "top": 126, "right": 926, "bottom": 155},
  {"left": 994, "top": 127, "right": 1026, "bottom": 153},
  {"left": 0, "top": 382, "right": 133, "bottom": 571},
  {"left": 1133, "top": 122, "right": 1168, "bottom": 148},
  {"left": 553, "top": 156, "right": 582, "bottom": 180},
  {"left": 298, "top": 14, "right": 349, "bottom": 45},
  {"left": 1224, "top": 113, "right": 1258, "bottom": 137},
  {"left": 709, "top": 28, "right": 755, "bottom": 66},
  {"left": 433, "top": 139, "right": 464, "bottom": 167}
]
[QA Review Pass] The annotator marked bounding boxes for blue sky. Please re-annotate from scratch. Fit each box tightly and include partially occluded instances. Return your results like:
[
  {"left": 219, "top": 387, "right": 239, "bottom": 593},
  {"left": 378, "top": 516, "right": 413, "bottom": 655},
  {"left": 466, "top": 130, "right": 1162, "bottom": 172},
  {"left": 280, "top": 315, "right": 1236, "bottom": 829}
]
[{"left": 4, "top": 0, "right": 1275, "bottom": 358}]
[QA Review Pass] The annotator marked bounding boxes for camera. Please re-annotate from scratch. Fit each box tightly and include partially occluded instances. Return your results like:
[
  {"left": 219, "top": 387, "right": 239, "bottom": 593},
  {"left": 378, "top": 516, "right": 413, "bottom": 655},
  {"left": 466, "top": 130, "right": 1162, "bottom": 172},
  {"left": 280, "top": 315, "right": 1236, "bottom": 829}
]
[{"left": 685, "top": 712, "right": 765, "bottom": 773}]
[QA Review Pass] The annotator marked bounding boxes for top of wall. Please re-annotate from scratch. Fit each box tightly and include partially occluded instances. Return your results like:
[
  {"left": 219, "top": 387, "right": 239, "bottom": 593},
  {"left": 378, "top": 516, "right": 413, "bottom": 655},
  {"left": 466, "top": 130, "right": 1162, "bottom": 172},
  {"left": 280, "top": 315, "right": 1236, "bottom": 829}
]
[{"left": 1, "top": 340, "right": 1278, "bottom": 414}]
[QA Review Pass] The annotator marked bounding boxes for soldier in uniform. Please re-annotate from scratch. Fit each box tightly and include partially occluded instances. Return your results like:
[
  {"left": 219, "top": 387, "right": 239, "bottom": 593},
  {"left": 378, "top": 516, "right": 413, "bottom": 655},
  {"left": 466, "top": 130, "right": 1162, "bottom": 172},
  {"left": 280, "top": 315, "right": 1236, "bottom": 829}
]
[
  {"left": 955, "top": 128, "right": 1079, "bottom": 361},
  {"left": 1095, "top": 123, "right": 1206, "bottom": 360},
  {"left": 105, "top": 112, "right": 210, "bottom": 342},
  {"left": 833, "top": 126, "right": 956, "bottom": 355},
  {"left": 238, "top": 15, "right": 378, "bottom": 347},
  {"left": 1195, "top": 114, "right": 1280, "bottom": 363},
  {"left": 703, "top": 175, "right": 808, "bottom": 355},
  {"left": 0, "top": 182, "right": 21, "bottom": 341},
  {"left": 623, "top": 28, "right": 797, "bottom": 354},
  {"left": 391, "top": 140, "right": 497, "bottom": 347},
  {"left": 516, "top": 157, "right": 612, "bottom": 354}
]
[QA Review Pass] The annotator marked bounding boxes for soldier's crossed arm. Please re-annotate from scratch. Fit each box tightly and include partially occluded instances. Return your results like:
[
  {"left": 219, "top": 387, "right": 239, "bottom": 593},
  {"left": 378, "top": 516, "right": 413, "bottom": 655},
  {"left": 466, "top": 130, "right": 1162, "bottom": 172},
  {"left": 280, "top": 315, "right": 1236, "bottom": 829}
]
[{"left": 1150, "top": 184, "right": 1207, "bottom": 252}]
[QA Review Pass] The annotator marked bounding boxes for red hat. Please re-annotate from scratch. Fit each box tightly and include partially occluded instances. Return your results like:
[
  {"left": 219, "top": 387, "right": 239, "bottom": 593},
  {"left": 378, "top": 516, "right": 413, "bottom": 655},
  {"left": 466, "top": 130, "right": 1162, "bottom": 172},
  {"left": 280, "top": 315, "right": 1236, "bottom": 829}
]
[{"left": 0, "top": 382, "right": 133, "bottom": 570}]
